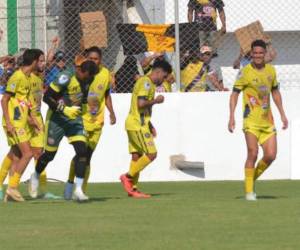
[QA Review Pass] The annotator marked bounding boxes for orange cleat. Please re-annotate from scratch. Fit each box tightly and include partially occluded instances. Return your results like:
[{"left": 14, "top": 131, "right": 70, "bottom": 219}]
[
  {"left": 129, "top": 189, "right": 151, "bottom": 199},
  {"left": 120, "top": 174, "right": 133, "bottom": 194}
]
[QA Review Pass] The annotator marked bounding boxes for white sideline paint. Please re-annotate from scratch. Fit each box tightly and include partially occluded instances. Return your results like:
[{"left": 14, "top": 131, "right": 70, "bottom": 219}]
[{"left": 0, "top": 91, "right": 299, "bottom": 183}]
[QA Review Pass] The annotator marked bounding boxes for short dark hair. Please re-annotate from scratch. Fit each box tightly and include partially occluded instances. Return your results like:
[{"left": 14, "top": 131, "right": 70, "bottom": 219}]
[
  {"left": 32, "top": 48, "right": 44, "bottom": 58},
  {"left": 152, "top": 59, "right": 172, "bottom": 74},
  {"left": 251, "top": 39, "right": 267, "bottom": 50},
  {"left": 22, "top": 49, "right": 40, "bottom": 66},
  {"left": 85, "top": 46, "right": 102, "bottom": 58},
  {"left": 80, "top": 60, "right": 98, "bottom": 76}
]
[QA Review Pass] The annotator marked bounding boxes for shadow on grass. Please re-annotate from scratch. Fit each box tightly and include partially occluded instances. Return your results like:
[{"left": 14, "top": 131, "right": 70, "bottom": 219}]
[
  {"left": 149, "top": 193, "right": 175, "bottom": 197},
  {"left": 235, "top": 195, "right": 286, "bottom": 200}
]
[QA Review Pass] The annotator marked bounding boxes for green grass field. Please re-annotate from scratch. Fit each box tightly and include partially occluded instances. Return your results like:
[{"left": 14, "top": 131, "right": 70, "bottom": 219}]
[{"left": 1, "top": 181, "right": 300, "bottom": 250}]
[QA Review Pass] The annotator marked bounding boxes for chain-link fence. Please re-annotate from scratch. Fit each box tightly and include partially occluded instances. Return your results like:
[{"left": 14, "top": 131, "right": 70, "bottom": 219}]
[{"left": 0, "top": 0, "right": 299, "bottom": 92}]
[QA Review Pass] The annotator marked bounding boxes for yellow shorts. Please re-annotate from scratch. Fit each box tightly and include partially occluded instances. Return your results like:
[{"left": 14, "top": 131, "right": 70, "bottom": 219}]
[
  {"left": 127, "top": 126, "right": 157, "bottom": 154},
  {"left": 244, "top": 125, "right": 277, "bottom": 145},
  {"left": 3, "top": 125, "right": 31, "bottom": 146},
  {"left": 85, "top": 127, "right": 103, "bottom": 150},
  {"left": 28, "top": 115, "right": 45, "bottom": 148}
]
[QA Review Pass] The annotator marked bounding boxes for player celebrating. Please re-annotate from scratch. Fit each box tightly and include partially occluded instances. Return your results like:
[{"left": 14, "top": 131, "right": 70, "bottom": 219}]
[
  {"left": 28, "top": 56, "right": 98, "bottom": 201},
  {"left": 228, "top": 40, "right": 288, "bottom": 201},
  {"left": 1, "top": 49, "right": 40, "bottom": 202},
  {"left": 120, "top": 60, "right": 172, "bottom": 198},
  {"left": 64, "top": 46, "right": 116, "bottom": 199}
]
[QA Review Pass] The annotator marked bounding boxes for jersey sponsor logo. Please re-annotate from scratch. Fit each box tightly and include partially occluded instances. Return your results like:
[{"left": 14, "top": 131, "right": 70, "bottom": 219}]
[
  {"left": 58, "top": 74, "right": 69, "bottom": 85},
  {"left": 144, "top": 82, "right": 151, "bottom": 90}
]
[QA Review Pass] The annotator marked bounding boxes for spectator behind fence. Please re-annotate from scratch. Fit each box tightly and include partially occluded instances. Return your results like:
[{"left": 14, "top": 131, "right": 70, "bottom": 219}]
[
  {"left": 45, "top": 50, "right": 66, "bottom": 87},
  {"left": 233, "top": 42, "right": 277, "bottom": 69},
  {"left": 200, "top": 45, "right": 228, "bottom": 91},
  {"left": 0, "top": 56, "right": 16, "bottom": 94},
  {"left": 115, "top": 56, "right": 140, "bottom": 93},
  {"left": 180, "top": 49, "right": 209, "bottom": 92},
  {"left": 188, "top": 0, "right": 226, "bottom": 49}
]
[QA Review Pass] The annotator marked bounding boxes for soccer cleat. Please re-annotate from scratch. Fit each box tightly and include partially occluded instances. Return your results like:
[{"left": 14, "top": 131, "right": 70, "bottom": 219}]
[
  {"left": 64, "top": 182, "right": 74, "bottom": 200},
  {"left": 0, "top": 188, "right": 3, "bottom": 201},
  {"left": 129, "top": 189, "right": 151, "bottom": 199},
  {"left": 120, "top": 174, "right": 133, "bottom": 194},
  {"left": 28, "top": 173, "right": 39, "bottom": 198},
  {"left": 43, "top": 192, "right": 62, "bottom": 200},
  {"left": 4, "top": 187, "right": 25, "bottom": 202},
  {"left": 245, "top": 192, "right": 257, "bottom": 201},
  {"left": 73, "top": 188, "right": 89, "bottom": 202}
]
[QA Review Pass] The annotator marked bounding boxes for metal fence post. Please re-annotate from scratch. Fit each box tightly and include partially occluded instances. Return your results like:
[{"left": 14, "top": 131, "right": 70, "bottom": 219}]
[{"left": 174, "top": 0, "right": 180, "bottom": 92}]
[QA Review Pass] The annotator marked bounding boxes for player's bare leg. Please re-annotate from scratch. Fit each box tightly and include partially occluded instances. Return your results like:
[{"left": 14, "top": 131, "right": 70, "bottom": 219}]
[
  {"left": 5, "top": 142, "right": 33, "bottom": 202},
  {"left": 244, "top": 132, "right": 259, "bottom": 201},
  {"left": 254, "top": 134, "right": 277, "bottom": 180}
]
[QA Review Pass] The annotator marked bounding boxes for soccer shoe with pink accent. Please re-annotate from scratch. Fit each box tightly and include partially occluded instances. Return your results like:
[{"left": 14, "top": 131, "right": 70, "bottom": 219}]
[
  {"left": 120, "top": 174, "right": 133, "bottom": 194},
  {"left": 129, "top": 190, "right": 151, "bottom": 199}
]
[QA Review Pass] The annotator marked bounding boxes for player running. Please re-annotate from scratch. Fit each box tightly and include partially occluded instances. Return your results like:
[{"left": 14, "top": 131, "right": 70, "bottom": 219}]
[
  {"left": 228, "top": 40, "right": 288, "bottom": 201},
  {"left": 64, "top": 46, "right": 116, "bottom": 199},
  {"left": 120, "top": 60, "right": 172, "bottom": 198},
  {"left": 28, "top": 56, "right": 98, "bottom": 201}
]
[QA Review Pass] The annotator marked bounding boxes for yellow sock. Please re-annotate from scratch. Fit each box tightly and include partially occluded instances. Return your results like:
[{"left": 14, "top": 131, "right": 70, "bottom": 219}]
[
  {"left": 68, "top": 160, "right": 75, "bottom": 183},
  {"left": 39, "top": 170, "right": 47, "bottom": 194},
  {"left": 254, "top": 160, "right": 269, "bottom": 180},
  {"left": 128, "top": 155, "right": 151, "bottom": 178},
  {"left": 0, "top": 156, "right": 12, "bottom": 188},
  {"left": 82, "top": 165, "right": 90, "bottom": 193},
  {"left": 245, "top": 167, "right": 255, "bottom": 194},
  {"left": 132, "top": 173, "right": 140, "bottom": 190},
  {"left": 8, "top": 172, "right": 21, "bottom": 189}
]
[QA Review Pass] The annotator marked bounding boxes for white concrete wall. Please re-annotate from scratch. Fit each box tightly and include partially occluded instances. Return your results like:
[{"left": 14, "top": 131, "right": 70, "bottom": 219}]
[{"left": 0, "top": 92, "right": 299, "bottom": 183}]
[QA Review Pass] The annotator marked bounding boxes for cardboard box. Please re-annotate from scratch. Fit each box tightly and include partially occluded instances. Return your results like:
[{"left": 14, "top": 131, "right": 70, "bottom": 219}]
[
  {"left": 235, "top": 21, "right": 271, "bottom": 55},
  {"left": 79, "top": 11, "right": 108, "bottom": 49}
]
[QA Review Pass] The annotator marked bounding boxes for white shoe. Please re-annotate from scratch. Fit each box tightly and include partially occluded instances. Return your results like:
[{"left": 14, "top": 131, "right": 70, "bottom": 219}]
[
  {"left": 73, "top": 188, "right": 89, "bottom": 202},
  {"left": 28, "top": 173, "right": 39, "bottom": 198},
  {"left": 245, "top": 192, "right": 257, "bottom": 201},
  {"left": 64, "top": 182, "right": 74, "bottom": 200}
]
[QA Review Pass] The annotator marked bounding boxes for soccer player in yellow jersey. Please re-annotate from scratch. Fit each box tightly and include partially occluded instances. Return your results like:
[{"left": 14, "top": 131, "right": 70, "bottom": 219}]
[
  {"left": 64, "top": 47, "right": 116, "bottom": 199},
  {"left": 1, "top": 49, "right": 40, "bottom": 201},
  {"left": 228, "top": 40, "right": 288, "bottom": 201},
  {"left": 120, "top": 60, "right": 172, "bottom": 198}
]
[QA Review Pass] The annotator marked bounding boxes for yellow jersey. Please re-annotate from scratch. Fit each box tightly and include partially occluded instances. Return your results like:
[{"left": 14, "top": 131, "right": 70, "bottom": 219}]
[
  {"left": 82, "top": 66, "right": 111, "bottom": 131},
  {"left": 233, "top": 63, "right": 279, "bottom": 128},
  {"left": 29, "top": 73, "right": 43, "bottom": 116},
  {"left": 180, "top": 61, "right": 208, "bottom": 92},
  {"left": 3, "top": 69, "right": 31, "bottom": 127},
  {"left": 125, "top": 76, "right": 155, "bottom": 131}
]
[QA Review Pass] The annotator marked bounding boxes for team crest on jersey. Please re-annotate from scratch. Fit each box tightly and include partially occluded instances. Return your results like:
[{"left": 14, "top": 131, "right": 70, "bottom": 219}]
[
  {"left": 97, "top": 84, "right": 104, "bottom": 90},
  {"left": 17, "top": 128, "right": 25, "bottom": 136},
  {"left": 144, "top": 133, "right": 151, "bottom": 138},
  {"left": 267, "top": 75, "right": 273, "bottom": 83},
  {"left": 144, "top": 82, "right": 151, "bottom": 90},
  {"left": 10, "top": 83, "right": 16, "bottom": 90},
  {"left": 259, "top": 85, "right": 268, "bottom": 92},
  {"left": 58, "top": 74, "right": 69, "bottom": 85}
]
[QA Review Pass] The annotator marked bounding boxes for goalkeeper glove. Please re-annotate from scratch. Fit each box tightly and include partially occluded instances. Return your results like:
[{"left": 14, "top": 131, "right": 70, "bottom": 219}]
[{"left": 63, "top": 106, "right": 81, "bottom": 120}]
